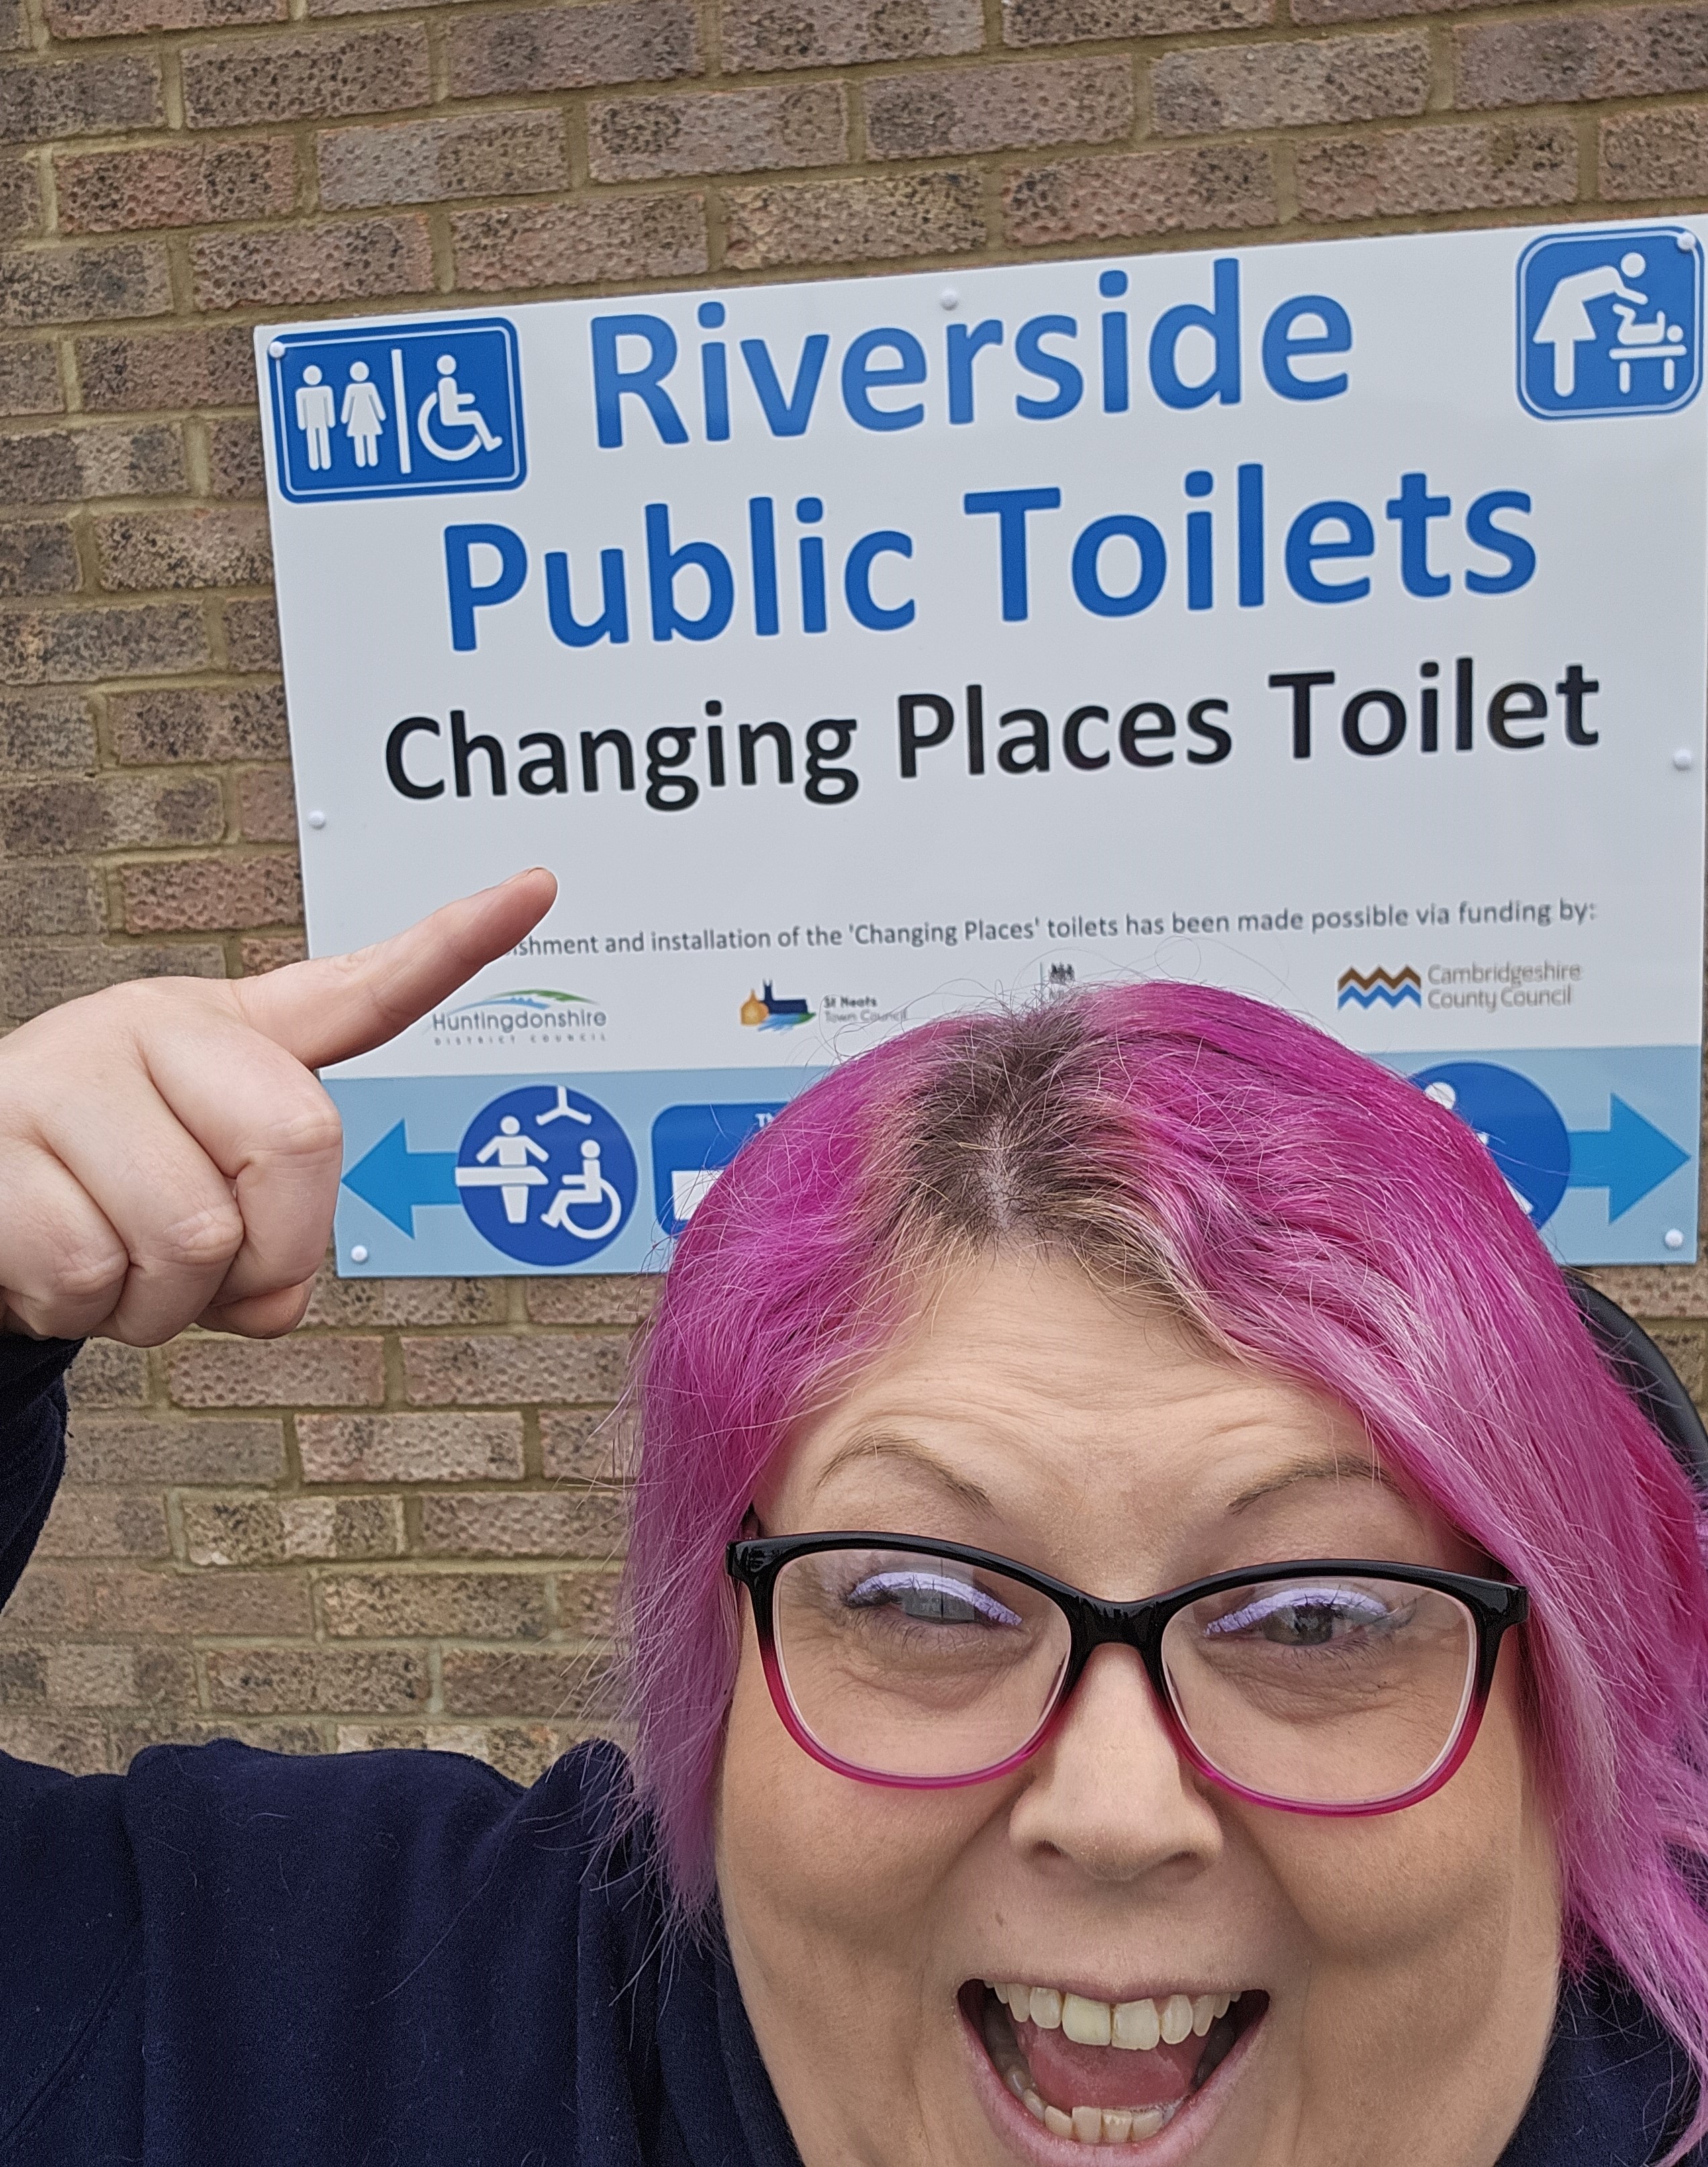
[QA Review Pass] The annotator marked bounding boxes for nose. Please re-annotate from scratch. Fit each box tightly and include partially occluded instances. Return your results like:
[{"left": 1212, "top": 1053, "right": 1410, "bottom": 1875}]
[{"left": 1006, "top": 1645, "right": 1224, "bottom": 1882}]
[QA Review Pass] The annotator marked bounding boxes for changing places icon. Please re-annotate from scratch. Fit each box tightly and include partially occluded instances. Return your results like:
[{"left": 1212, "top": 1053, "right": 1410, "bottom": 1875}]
[
  {"left": 1517, "top": 226, "right": 1702, "bottom": 419},
  {"left": 265, "top": 318, "right": 525, "bottom": 501}
]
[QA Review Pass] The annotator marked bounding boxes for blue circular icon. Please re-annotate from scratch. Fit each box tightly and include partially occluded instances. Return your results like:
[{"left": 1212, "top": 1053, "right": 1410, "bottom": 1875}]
[
  {"left": 455, "top": 1084, "right": 636, "bottom": 1265},
  {"left": 1410, "top": 1062, "right": 1571, "bottom": 1228}
]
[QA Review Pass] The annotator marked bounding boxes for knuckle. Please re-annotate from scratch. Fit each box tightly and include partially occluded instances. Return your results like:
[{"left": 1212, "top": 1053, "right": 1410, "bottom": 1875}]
[
  {"left": 146, "top": 1200, "right": 245, "bottom": 1275},
  {"left": 254, "top": 1099, "right": 343, "bottom": 1166},
  {"left": 45, "top": 1237, "right": 128, "bottom": 1308}
]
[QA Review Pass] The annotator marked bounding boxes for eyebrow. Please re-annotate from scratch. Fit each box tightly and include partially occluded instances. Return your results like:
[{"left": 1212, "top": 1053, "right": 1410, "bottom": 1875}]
[
  {"left": 812, "top": 1432, "right": 996, "bottom": 1512},
  {"left": 1225, "top": 1451, "right": 1390, "bottom": 1514}
]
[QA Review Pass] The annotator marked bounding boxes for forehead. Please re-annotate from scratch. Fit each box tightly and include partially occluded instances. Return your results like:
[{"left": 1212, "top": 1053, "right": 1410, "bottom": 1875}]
[{"left": 761, "top": 1251, "right": 1434, "bottom": 1590}]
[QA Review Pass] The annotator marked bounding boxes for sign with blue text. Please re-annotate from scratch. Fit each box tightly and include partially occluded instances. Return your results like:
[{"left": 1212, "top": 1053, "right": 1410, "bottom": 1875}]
[{"left": 258, "top": 220, "right": 1708, "bottom": 1274}]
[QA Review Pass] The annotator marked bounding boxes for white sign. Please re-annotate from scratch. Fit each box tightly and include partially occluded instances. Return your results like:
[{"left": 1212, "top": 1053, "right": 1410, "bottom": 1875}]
[{"left": 258, "top": 220, "right": 1707, "bottom": 1275}]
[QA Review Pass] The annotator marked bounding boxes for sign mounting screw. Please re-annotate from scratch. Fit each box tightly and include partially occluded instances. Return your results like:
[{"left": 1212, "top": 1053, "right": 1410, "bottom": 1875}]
[
  {"left": 307, "top": 808, "right": 327, "bottom": 827},
  {"left": 1665, "top": 1229, "right": 1686, "bottom": 1249},
  {"left": 1674, "top": 749, "right": 1695, "bottom": 770},
  {"left": 349, "top": 1244, "right": 369, "bottom": 1264}
]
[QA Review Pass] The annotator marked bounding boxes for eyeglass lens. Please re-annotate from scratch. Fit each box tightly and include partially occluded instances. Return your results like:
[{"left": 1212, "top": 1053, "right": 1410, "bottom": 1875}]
[{"left": 767, "top": 1548, "right": 1480, "bottom": 1807}]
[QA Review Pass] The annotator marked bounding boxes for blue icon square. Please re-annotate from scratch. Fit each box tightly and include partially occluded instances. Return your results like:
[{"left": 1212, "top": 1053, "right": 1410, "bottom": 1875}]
[
  {"left": 1517, "top": 228, "right": 1701, "bottom": 420},
  {"left": 267, "top": 318, "right": 525, "bottom": 501},
  {"left": 651, "top": 1103, "right": 784, "bottom": 1238}
]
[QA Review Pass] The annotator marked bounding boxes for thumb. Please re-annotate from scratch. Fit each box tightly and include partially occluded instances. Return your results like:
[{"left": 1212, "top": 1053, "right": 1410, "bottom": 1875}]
[{"left": 234, "top": 868, "right": 557, "bottom": 1070}]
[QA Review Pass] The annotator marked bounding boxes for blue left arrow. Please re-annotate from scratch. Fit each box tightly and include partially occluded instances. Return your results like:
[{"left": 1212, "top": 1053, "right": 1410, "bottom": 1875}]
[
  {"left": 1568, "top": 1097, "right": 1691, "bottom": 1220},
  {"left": 341, "top": 1120, "right": 460, "bottom": 1235}
]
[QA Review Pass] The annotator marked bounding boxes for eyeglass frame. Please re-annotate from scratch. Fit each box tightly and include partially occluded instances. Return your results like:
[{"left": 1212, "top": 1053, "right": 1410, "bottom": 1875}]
[{"left": 726, "top": 1531, "right": 1530, "bottom": 1818}]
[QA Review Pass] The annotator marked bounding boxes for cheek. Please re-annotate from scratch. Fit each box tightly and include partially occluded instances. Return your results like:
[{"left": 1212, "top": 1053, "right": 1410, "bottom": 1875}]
[
  {"left": 716, "top": 1627, "right": 998, "bottom": 1990},
  {"left": 1249, "top": 1668, "right": 1556, "bottom": 2007}
]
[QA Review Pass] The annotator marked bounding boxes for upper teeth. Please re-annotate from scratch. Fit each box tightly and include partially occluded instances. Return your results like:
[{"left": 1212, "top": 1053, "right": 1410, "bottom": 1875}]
[{"left": 993, "top": 1982, "right": 1233, "bottom": 2048}]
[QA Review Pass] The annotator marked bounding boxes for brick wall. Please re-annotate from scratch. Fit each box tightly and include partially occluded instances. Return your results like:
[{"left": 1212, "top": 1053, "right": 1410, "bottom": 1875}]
[{"left": 2, "top": 0, "right": 1705, "bottom": 1777}]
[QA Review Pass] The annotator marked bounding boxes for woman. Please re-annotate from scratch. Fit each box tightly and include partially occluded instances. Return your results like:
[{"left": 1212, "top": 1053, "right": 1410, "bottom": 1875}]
[{"left": 0, "top": 871, "right": 1703, "bottom": 2167}]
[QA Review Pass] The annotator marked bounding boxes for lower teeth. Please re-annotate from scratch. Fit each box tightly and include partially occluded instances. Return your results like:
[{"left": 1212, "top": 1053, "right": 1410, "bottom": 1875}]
[{"left": 988, "top": 2003, "right": 1182, "bottom": 2145}]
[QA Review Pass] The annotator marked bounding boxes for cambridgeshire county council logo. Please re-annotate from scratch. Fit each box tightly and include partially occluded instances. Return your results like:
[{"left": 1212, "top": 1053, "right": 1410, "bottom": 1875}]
[
  {"left": 740, "top": 981, "right": 814, "bottom": 1030},
  {"left": 1337, "top": 965, "right": 1421, "bottom": 1010}
]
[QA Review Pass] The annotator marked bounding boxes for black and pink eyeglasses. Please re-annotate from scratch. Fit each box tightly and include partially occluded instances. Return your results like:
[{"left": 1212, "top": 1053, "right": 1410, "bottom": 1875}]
[{"left": 726, "top": 1533, "right": 1529, "bottom": 1816}]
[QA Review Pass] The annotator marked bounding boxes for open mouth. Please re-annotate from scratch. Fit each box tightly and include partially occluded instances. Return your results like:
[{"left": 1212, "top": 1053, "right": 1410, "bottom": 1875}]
[{"left": 963, "top": 1978, "right": 1268, "bottom": 2147}]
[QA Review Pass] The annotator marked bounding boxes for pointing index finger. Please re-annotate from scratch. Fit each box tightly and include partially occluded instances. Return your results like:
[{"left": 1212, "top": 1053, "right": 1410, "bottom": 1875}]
[{"left": 234, "top": 869, "right": 557, "bottom": 1071}]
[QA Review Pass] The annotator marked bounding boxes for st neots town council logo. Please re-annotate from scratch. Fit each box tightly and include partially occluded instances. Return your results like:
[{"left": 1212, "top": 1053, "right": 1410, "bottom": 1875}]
[
  {"left": 1518, "top": 228, "right": 1702, "bottom": 419},
  {"left": 267, "top": 319, "right": 524, "bottom": 501}
]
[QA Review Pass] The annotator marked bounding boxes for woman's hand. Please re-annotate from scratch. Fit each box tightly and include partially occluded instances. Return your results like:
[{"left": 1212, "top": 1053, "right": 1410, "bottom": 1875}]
[{"left": 0, "top": 868, "right": 556, "bottom": 1346}]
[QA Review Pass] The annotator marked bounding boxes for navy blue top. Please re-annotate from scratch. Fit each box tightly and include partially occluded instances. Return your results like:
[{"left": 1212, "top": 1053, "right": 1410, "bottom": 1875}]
[{"left": 0, "top": 1335, "right": 1697, "bottom": 2165}]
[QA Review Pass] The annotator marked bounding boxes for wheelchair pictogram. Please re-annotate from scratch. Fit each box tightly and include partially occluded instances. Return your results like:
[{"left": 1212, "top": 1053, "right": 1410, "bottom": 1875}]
[
  {"left": 455, "top": 1084, "right": 635, "bottom": 1265},
  {"left": 266, "top": 318, "right": 524, "bottom": 501}
]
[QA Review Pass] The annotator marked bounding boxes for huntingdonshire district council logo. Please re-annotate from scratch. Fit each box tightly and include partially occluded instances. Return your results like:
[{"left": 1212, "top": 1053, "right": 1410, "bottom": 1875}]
[{"left": 1337, "top": 966, "right": 1423, "bottom": 1010}]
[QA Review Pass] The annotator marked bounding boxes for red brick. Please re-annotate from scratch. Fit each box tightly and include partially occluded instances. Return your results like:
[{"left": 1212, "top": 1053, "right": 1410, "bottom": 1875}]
[
  {"left": 238, "top": 933, "right": 305, "bottom": 974},
  {"left": 0, "top": 340, "right": 62, "bottom": 415},
  {"left": 205, "top": 1645, "right": 429, "bottom": 1715},
  {"left": 221, "top": 595, "right": 281, "bottom": 671},
  {"left": 0, "top": 240, "right": 171, "bottom": 330},
  {"left": 114, "top": 1718, "right": 324, "bottom": 1761},
  {"left": 1, "top": 420, "right": 184, "bottom": 503},
  {"left": 0, "top": 861, "right": 103, "bottom": 934},
  {"left": 1, "top": 940, "right": 225, "bottom": 1024},
  {"left": 1, "top": 773, "right": 224, "bottom": 855},
  {"left": 318, "top": 111, "right": 565, "bottom": 209},
  {"left": 95, "top": 507, "right": 272, "bottom": 593},
  {"left": 0, "top": 54, "right": 162, "bottom": 144},
  {"left": 167, "top": 1335, "right": 383, "bottom": 1410},
  {"left": 320, "top": 1568, "right": 550, "bottom": 1639},
  {"left": 540, "top": 1407, "right": 632, "bottom": 1482},
  {"left": 110, "top": 683, "right": 287, "bottom": 764},
  {"left": 0, "top": 0, "right": 21, "bottom": 48},
  {"left": 86, "top": 1566, "right": 312, "bottom": 1637},
  {"left": 1454, "top": 7, "right": 1708, "bottom": 111},
  {"left": 56, "top": 140, "right": 297, "bottom": 237},
  {"left": 1004, "top": 0, "right": 1272, "bottom": 42},
  {"left": 524, "top": 1277, "right": 653, "bottom": 1327},
  {"left": 865, "top": 58, "right": 1131, "bottom": 160},
  {"left": 446, "top": 0, "right": 698, "bottom": 99},
  {"left": 0, "top": 1646, "right": 46, "bottom": 1704},
  {"left": 236, "top": 764, "right": 296, "bottom": 841},
  {"left": 1292, "top": 0, "right": 1507, "bottom": 21},
  {"left": 182, "top": 1492, "right": 402, "bottom": 1563},
  {"left": 76, "top": 324, "right": 256, "bottom": 413},
  {"left": 121, "top": 854, "right": 302, "bottom": 933},
  {"left": 417, "top": 1490, "right": 629, "bottom": 1557},
  {"left": 46, "top": 0, "right": 282, "bottom": 34},
  {"left": 1601, "top": 105, "right": 1708, "bottom": 200},
  {"left": 1153, "top": 31, "right": 1429, "bottom": 132},
  {"left": 402, "top": 1334, "right": 631, "bottom": 1406},
  {"left": 64, "top": 1342, "right": 150, "bottom": 1410},
  {"left": 450, "top": 193, "right": 706, "bottom": 291},
  {"left": 586, "top": 83, "right": 846, "bottom": 181},
  {"left": 0, "top": 1561, "right": 93, "bottom": 1637},
  {"left": 0, "top": 689, "right": 95, "bottom": 770},
  {"left": 48, "top": 1642, "right": 194, "bottom": 1708},
  {"left": 555, "top": 1568, "right": 620, "bottom": 1641},
  {"left": 1296, "top": 118, "right": 1577, "bottom": 218},
  {"left": 191, "top": 214, "right": 432, "bottom": 311},
  {"left": 205, "top": 414, "right": 264, "bottom": 499},
  {"left": 0, "top": 1714, "right": 109, "bottom": 1772},
  {"left": 36, "top": 1490, "right": 170, "bottom": 1560},
  {"left": 1004, "top": 143, "right": 1276, "bottom": 243},
  {"left": 723, "top": 0, "right": 982, "bottom": 72},
  {"left": 0, "top": 601, "right": 209, "bottom": 685},
  {"left": 0, "top": 518, "right": 77, "bottom": 598},
  {"left": 724, "top": 170, "right": 985, "bottom": 270},
  {"left": 0, "top": 154, "right": 42, "bottom": 242},
  {"left": 297, "top": 1410, "right": 524, "bottom": 1482},
  {"left": 302, "top": 1267, "right": 506, "bottom": 1328},
  {"left": 181, "top": 26, "right": 429, "bottom": 130},
  {"left": 441, "top": 1647, "right": 618, "bottom": 1719},
  {"left": 66, "top": 1414, "right": 287, "bottom": 1485}
]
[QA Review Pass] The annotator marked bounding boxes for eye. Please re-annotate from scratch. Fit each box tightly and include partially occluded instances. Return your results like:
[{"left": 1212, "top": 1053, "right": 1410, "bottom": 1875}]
[
  {"left": 845, "top": 1570, "right": 1023, "bottom": 1628},
  {"left": 1202, "top": 1584, "right": 1398, "bottom": 1647}
]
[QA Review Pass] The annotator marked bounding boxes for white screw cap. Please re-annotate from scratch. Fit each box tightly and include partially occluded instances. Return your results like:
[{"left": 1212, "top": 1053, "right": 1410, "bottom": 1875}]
[
  {"left": 939, "top": 287, "right": 959, "bottom": 310},
  {"left": 1680, "top": 231, "right": 1697, "bottom": 251},
  {"left": 1665, "top": 1229, "right": 1687, "bottom": 1250},
  {"left": 268, "top": 339, "right": 285, "bottom": 357},
  {"left": 349, "top": 1244, "right": 369, "bottom": 1264},
  {"left": 307, "top": 808, "right": 327, "bottom": 827},
  {"left": 1675, "top": 750, "right": 1695, "bottom": 771}
]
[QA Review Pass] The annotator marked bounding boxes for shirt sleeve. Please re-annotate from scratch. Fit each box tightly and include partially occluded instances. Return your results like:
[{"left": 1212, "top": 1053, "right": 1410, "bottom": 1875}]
[{"left": 0, "top": 1333, "right": 80, "bottom": 1617}]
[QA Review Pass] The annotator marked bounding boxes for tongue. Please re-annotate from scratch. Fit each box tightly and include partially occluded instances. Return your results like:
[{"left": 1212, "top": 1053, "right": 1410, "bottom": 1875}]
[{"left": 1014, "top": 2017, "right": 1201, "bottom": 2113}]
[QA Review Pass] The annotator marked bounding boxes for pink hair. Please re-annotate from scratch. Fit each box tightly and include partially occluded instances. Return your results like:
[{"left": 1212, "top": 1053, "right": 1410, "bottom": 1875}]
[{"left": 623, "top": 983, "right": 1708, "bottom": 2129}]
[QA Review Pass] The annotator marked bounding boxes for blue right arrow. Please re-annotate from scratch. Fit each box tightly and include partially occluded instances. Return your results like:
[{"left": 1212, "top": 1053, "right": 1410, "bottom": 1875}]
[
  {"left": 1567, "top": 1097, "right": 1690, "bottom": 1220},
  {"left": 341, "top": 1120, "right": 459, "bottom": 1235}
]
